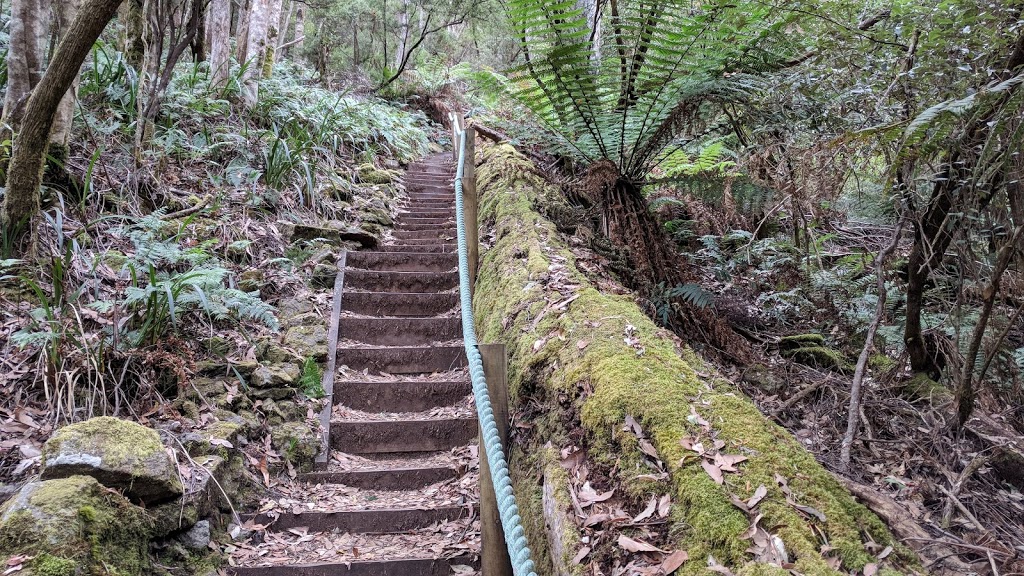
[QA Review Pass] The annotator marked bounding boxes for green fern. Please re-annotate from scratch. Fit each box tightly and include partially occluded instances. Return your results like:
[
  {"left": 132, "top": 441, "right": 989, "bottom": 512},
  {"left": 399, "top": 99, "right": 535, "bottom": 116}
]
[{"left": 505, "top": 0, "right": 804, "bottom": 182}]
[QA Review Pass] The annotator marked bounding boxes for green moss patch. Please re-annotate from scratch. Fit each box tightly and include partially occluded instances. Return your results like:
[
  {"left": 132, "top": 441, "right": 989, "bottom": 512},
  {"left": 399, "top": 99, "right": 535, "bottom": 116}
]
[{"left": 473, "top": 144, "right": 913, "bottom": 575}]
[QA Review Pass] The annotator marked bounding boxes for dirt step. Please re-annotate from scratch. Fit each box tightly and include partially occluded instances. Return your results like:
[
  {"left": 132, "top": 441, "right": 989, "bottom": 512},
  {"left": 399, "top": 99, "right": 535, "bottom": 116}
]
[
  {"left": 399, "top": 209, "right": 452, "bottom": 217},
  {"left": 230, "top": 558, "right": 477, "bottom": 576},
  {"left": 395, "top": 222, "right": 457, "bottom": 232},
  {"left": 393, "top": 229, "right": 457, "bottom": 241},
  {"left": 339, "top": 317, "right": 462, "bottom": 346},
  {"left": 230, "top": 558, "right": 476, "bottom": 576},
  {"left": 253, "top": 506, "right": 469, "bottom": 533},
  {"left": 301, "top": 465, "right": 457, "bottom": 490},
  {"left": 377, "top": 243, "right": 457, "bottom": 254},
  {"left": 346, "top": 251, "right": 456, "bottom": 272},
  {"left": 399, "top": 216, "right": 454, "bottom": 223},
  {"left": 344, "top": 270, "right": 458, "bottom": 293},
  {"left": 334, "top": 379, "right": 471, "bottom": 411},
  {"left": 388, "top": 240, "right": 457, "bottom": 249},
  {"left": 343, "top": 292, "right": 457, "bottom": 316},
  {"left": 331, "top": 418, "right": 477, "bottom": 453},
  {"left": 336, "top": 346, "right": 466, "bottom": 374},
  {"left": 226, "top": 522, "right": 479, "bottom": 575}
]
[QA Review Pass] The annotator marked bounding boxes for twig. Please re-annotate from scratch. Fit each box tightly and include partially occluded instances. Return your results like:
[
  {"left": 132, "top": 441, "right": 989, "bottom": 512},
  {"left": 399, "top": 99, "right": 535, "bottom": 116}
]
[
  {"left": 163, "top": 196, "right": 212, "bottom": 220},
  {"left": 771, "top": 378, "right": 829, "bottom": 418},
  {"left": 941, "top": 453, "right": 992, "bottom": 528},
  {"left": 936, "top": 484, "right": 985, "bottom": 532},
  {"left": 840, "top": 215, "right": 906, "bottom": 472}
]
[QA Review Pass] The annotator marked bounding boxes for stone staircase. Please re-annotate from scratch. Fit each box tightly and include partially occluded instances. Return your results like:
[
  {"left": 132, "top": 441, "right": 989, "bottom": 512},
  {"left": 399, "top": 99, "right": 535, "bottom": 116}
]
[{"left": 230, "top": 154, "right": 481, "bottom": 575}]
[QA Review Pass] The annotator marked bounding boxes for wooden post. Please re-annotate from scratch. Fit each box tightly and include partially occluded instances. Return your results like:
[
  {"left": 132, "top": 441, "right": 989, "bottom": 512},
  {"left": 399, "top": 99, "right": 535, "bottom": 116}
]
[
  {"left": 479, "top": 343, "right": 513, "bottom": 576},
  {"left": 450, "top": 113, "right": 459, "bottom": 164},
  {"left": 463, "top": 125, "right": 479, "bottom": 295}
]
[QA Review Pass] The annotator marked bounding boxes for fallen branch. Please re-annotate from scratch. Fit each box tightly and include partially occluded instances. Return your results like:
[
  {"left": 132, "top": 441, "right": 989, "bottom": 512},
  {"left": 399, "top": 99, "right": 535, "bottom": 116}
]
[
  {"left": 473, "top": 122, "right": 507, "bottom": 143},
  {"left": 839, "top": 477, "right": 979, "bottom": 576}
]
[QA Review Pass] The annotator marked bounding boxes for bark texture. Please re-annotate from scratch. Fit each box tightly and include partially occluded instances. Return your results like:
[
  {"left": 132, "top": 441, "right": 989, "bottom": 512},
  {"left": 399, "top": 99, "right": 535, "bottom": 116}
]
[
  {"left": 239, "top": 0, "right": 271, "bottom": 106},
  {"left": 207, "top": 0, "right": 232, "bottom": 88},
  {"left": 1, "top": 0, "right": 49, "bottom": 142},
  {"left": 1, "top": 0, "right": 124, "bottom": 233},
  {"left": 50, "top": 0, "right": 84, "bottom": 156}
]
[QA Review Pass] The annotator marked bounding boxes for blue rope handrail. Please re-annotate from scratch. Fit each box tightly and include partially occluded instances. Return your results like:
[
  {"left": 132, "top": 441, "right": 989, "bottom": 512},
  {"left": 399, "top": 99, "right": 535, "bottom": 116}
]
[{"left": 453, "top": 125, "right": 537, "bottom": 576}]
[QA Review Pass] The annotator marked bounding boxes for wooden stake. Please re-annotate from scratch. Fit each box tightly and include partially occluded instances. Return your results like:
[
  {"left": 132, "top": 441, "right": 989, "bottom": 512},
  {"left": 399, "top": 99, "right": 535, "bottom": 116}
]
[
  {"left": 463, "top": 126, "right": 479, "bottom": 295},
  {"left": 479, "top": 343, "right": 513, "bottom": 576}
]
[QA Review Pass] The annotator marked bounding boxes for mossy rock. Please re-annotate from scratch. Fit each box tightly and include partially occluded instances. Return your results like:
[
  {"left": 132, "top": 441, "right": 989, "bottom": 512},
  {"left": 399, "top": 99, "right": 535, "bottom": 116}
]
[
  {"left": 41, "top": 417, "right": 182, "bottom": 503},
  {"left": 237, "top": 268, "right": 265, "bottom": 293},
  {"left": 147, "top": 455, "right": 226, "bottom": 539},
  {"left": 311, "top": 262, "right": 338, "bottom": 288},
  {"left": 203, "top": 336, "right": 233, "bottom": 356},
  {"left": 471, "top": 144, "right": 914, "bottom": 575},
  {"left": 360, "top": 208, "right": 394, "bottom": 227},
  {"left": 0, "top": 475, "right": 153, "bottom": 575},
  {"left": 269, "top": 422, "right": 319, "bottom": 473},
  {"left": 782, "top": 346, "right": 851, "bottom": 373},
  {"left": 284, "top": 325, "right": 328, "bottom": 361},
  {"left": 256, "top": 341, "right": 297, "bottom": 364},
  {"left": 741, "top": 364, "right": 784, "bottom": 394},
  {"left": 357, "top": 163, "right": 400, "bottom": 185},
  {"left": 900, "top": 373, "right": 951, "bottom": 404},
  {"left": 252, "top": 363, "right": 300, "bottom": 389},
  {"left": 779, "top": 333, "right": 826, "bottom": 350}
]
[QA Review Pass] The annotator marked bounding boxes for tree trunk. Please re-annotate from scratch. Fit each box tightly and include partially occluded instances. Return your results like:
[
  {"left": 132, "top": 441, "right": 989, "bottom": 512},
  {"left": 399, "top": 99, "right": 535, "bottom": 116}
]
[
  {"left": 288, "top": 2, "right": 303, "bottom": 59},
  {"left": 48, "top": 0, "right": 83, "bottom": 186},
  {"left": 395, "top": 0, "right": 409, "bottom": 70},
  {"left": 123, "top": 0, "right": 145, "bottom": 70},
  {"left": 239, "top": 0, "right": 270, "bottom": 107},
  {"left": 207, "top": 0, "right": 231, "bottom": 88},
  {"left": 190, "top": 0, "right": 207, "bottom": 61},
  {"left": 1, "top": 0, "right": 124, "bottom": 237},
  {"left": 262, "top": 0, "right": 284, "bottom": 77},
  {"left": 1, "top": 0, "right": 50, "bottom": 163}
]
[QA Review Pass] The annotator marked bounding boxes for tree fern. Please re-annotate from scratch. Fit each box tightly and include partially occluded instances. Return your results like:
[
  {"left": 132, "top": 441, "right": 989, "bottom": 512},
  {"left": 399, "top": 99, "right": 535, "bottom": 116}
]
[{"left": 505, "top": 0, "right": 806, "bottom": 182}]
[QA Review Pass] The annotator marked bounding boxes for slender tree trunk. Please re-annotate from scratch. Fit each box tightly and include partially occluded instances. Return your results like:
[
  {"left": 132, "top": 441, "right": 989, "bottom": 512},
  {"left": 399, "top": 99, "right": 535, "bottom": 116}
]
[
  {"left": 48, "top": 0, "right": 83, "bottom": 183},
  {"left": 1, "top": 0, "right": 124, "bottom": 237},
  {"left": 1, "top": 0, "right": 50, "bottom": 159},
  {"left": 395, "top": 0, "right": 409, "bottom": 70},
  {"left": 840, "top": 217, "right": 905, "bottom": 471},
  {"left": 190, "top": 0, "right": 207, "bottom": 61},
  {"left": 207, "top": 0, "right": 231, "bottom": 88},
  {"left": 123, "top": 0, "right": 145, "bottom": 70},
  {"left": 235, "top": 0, "right": 251, "bottom": 68},
  {"left": 289, "top": 2, "right": 304, "bottom": 59},
  {"left": 954, "top": 224, "right": 1024, "bottom": 427},
  {"left": 261, "top": 0, "right": 283, "bottom": 77},
  {"left": 239, "top": 0, "right": 270, "bottom": 106}
]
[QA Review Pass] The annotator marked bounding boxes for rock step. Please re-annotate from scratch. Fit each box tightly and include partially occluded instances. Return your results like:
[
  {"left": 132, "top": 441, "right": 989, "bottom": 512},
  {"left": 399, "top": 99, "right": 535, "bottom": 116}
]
[
  {"left": 331, "top": 418, "right": 477, "bottom": 453},
  {"left": 338, "top": 317, "right": 462, "bottom": 346},
  {"left": 336, "top": 346, "right": 467, "bottom": 374},
  {"left": 253, "top": 506, "right": 469, "bottom": 533},
  {"left": 389, "top": 238, "right": 457, "bottom": 248},
  {"left": 393, "top": 229, "right": 457, "bottom": 241},
  {"left": 229, "top": 557, "right": 476, "bottom": 576},
  {"left": 334, "top": 379, "right": 471, "bottom": 412},
  {"left": 398, "top": 210, "right": 452, "bottom": 218},
  {"left": 346, "top": 251, "right": 456, "bottom": 272},
  {"left": 301, "top": 465, "right": 457, "bottom": 489},
  {"left": 344, "top": 269, "right": 458, "bottom": 292},
  {"left": 395, "top": 222, "right": 457, "bottom": 232},
  {"left": 342, "top": 292, "right": 456, "bottom": 316},
  {"left": 377, "top": 244, "right": 457, "bottom": 254}
]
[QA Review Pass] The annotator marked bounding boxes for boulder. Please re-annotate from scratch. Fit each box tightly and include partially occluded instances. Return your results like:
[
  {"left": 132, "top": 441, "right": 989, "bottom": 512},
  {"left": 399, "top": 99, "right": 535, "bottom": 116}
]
[
  {"left": 0, "top": 475, "right": 153, "bottom": 575},
  {"left": 177, "top": 520, "right": 211, "bottom": 550},
  {"left": 252, "top": 363, "right": 300, "bottom": 388},
  {"left": 270, "top": 422, "right": 319, "bottom": 473},
  {"left": 41, "top": 416, "right": 183, "bottom": 503},
  {"left": 357, "top": 163, "right": 399, "bottom": 184},
  {"left": 148, "top": 455, "right": 225, "bottom": 538},
  {"left": 287, "top": 222, "right": 378, "bottom": 249},
  {"left": 283, "top": 324, "right": 328, "bottom": 361}
]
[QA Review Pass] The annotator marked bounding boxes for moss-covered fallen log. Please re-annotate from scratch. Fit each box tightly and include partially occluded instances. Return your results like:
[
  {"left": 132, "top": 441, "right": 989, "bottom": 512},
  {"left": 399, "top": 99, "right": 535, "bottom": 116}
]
[{"left": 472, "top": 144, "right": 915, "bottom": 576}]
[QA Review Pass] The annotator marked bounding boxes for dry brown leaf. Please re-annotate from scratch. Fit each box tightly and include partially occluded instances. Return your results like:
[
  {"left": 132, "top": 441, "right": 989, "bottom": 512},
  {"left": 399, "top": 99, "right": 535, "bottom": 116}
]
[
  {"left": 572, "top": 546, "right": 591, "bottom": 564},
  {"left": 701, "top": 460, "right": 724, "bottom": 485},
  {"left": 793, "top": 503, "right": 826, "bottom": 522},
  {"left": 863, "top": 563, "right": 878, "bottom": 576},
  {"left": 747, "top": 484, "right": 768, "bottom": 508},
  {"left": 657, "top": 494, "right": 671, "bottom": 518},
  {"left": 660, "top": 550, "right": 689, "bottom": 574},
  {"left": 577, "top": 340, "right": 589, "bottom": 350},
  {"left": 617, "top": 535, "right": 665, "bottom": 553},
  {"left": 578, "top": 481, "right": 614, "bottom": 506},
  {"left": 632, "top": 497, "right": 657, "bottom": 523},
  {"left": 714, "top": 454, "right": 748, "bottom": 472}
]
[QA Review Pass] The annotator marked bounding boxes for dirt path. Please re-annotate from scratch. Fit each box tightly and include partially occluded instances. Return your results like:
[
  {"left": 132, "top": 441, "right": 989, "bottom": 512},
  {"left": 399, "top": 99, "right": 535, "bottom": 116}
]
[{"left": 231, "top": 154, "right": 481, "bottom": 574}]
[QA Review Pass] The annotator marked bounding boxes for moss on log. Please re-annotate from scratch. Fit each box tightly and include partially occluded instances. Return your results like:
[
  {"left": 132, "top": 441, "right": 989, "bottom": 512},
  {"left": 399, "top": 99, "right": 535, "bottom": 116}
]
[{"left": 473, "top": 144, "right": 915, "bottom": 576}]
